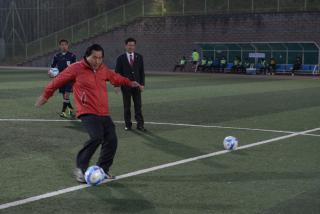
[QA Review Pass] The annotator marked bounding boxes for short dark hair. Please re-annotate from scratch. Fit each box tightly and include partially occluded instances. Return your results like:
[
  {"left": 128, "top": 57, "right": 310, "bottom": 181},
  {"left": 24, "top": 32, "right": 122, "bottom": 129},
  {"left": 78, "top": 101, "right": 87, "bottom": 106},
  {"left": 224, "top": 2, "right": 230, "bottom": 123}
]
[
  {"left": 84, "top": 44, "right": 104, "bottom": 57},
  {"left": 125, "top": 37, "right": 136, "bottom": 45},
  {"left": 59, "top": 39, "right": 69, "bottom": 45}
]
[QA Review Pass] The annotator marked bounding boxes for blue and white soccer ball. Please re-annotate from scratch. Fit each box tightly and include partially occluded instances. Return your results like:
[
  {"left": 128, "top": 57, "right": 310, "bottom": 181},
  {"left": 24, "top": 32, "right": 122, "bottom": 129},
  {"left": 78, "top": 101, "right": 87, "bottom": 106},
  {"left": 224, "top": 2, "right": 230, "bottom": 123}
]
[
  {"left": 84, "top": 166, "right": 106, "bottom": 186},
  {"left": 223, "top": 136, "right": 238, "bottom": 150},
  {"left": 48, "top": 67, "right": 59, "bottom": 77}
]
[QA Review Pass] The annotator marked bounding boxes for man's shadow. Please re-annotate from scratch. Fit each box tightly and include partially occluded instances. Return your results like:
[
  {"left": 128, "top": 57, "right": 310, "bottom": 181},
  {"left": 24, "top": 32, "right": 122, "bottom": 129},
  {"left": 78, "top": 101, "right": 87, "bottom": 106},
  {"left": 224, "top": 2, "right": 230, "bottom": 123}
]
[
  {"left": 131, "top": 129, "right": 228, "bottom": 169},
  {"left": 85, "top": 182, "right": 155, "bottom": 213}
]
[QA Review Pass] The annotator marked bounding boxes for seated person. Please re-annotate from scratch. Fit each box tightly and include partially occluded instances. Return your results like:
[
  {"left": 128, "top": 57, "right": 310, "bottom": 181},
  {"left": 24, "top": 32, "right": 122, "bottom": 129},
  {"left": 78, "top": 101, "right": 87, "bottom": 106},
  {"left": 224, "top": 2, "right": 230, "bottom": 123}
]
[
  {"left": 173, "top": 56, "right": 187, "bottom": 72},
  {"left": 197, "top": 56, "right": 207, "bottom": 72},
  {"left": 241, "top": 59, "right": 250, "bottom": 73},
  {"left": 212, "top": 58, "right": 220, "bottom": 72},
  {"left": 205, "top": 57, "right": 214, "bottom": 72},
  {"left": 291, "top": 56, "right": 302, "bottom": 76},
  {"left": 268, "top": 57, "right": 276, "bottom": 75},
  {"left": 259, "top": 59, "right": 268, "bottom": 75},
  {"left": 232, "top": 57, "right": 241, "bottom": 73},
  {"left": 220, "top": 57, "right": 227, "bottom": 73}
]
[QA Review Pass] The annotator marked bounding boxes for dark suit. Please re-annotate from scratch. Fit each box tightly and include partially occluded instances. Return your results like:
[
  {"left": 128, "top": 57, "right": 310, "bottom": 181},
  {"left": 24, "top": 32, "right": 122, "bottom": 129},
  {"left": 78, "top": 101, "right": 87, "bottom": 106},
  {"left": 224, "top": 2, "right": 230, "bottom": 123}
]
[{"left": 116, "top": 52, "right": 145, "bottom": 128}]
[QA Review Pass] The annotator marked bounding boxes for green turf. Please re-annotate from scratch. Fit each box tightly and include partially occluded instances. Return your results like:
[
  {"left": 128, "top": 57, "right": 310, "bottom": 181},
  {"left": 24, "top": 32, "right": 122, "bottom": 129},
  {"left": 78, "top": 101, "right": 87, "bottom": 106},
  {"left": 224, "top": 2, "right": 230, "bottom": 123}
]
[{"left": 0, "top": 70, "right": 319, "bottom": 214}]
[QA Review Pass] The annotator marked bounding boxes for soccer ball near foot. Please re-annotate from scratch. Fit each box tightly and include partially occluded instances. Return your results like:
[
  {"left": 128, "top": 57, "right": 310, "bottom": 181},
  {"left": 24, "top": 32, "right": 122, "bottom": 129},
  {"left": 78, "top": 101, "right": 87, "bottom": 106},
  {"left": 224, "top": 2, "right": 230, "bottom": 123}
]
[{"left": 84, "top": 165, "right": 105, "bottom": 186}]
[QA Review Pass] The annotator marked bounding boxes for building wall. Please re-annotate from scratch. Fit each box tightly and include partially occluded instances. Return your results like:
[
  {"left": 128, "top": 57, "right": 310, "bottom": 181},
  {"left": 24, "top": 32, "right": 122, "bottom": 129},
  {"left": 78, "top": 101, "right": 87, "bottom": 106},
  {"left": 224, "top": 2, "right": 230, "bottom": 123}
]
[{"left": 23, "top": 12, "right": 320, "bottom": 71}]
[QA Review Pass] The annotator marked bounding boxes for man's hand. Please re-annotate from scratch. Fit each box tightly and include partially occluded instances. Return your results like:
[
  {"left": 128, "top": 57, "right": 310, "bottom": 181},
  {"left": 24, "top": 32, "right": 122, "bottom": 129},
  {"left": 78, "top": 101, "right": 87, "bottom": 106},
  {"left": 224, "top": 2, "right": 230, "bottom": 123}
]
[
  {"left": 35, "top": 95, "right": 48, "bottom": 107},
  {"left": 114, "top": 87, "right": 121, "bottom": 95},
  {"left": 131, "top": 81, "right": 144, "bottom": 91},
  {"left": 131, "top": 81, "right": 140, "bottom": 88}
]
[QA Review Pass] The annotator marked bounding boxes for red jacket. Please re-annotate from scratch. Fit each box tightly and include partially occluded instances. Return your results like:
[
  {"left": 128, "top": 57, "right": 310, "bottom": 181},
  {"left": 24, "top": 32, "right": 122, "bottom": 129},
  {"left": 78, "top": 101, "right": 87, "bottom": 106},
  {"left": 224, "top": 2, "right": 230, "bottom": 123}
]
[{"left": 43, "top": 59, "right": 133, "bottom": 117}]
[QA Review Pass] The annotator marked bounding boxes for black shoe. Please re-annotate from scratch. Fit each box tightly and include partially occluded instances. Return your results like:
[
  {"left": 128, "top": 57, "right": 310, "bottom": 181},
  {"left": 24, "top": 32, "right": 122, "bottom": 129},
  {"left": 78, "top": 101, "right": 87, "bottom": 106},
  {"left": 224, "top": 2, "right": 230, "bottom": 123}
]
[
  {"left": 137, "top": 126, "right": 147, "bottom": 132},
  {"left": 124, "top": 126, "right": 132, "bottom": 131},
  {"left": 105, "top": 171, "right": 116, "bottom": 179}
]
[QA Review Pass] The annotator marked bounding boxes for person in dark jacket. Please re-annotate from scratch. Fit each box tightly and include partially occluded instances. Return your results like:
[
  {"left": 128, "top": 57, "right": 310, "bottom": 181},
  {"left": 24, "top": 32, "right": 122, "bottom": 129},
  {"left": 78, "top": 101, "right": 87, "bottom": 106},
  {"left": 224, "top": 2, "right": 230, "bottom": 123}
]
[
  {"left": 115, "top": 38, "right": 146, "bottom": 132},
  {"left": 50, "top": 39, "right": 77, "bottom": 119}
]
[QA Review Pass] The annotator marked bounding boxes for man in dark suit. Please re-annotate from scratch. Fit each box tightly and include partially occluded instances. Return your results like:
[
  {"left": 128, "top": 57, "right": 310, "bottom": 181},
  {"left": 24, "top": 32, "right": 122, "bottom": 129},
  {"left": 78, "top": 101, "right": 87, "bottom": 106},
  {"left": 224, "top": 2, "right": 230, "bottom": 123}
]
[{"left": 115, "top": 38, "right": 146, "bottom": 131}]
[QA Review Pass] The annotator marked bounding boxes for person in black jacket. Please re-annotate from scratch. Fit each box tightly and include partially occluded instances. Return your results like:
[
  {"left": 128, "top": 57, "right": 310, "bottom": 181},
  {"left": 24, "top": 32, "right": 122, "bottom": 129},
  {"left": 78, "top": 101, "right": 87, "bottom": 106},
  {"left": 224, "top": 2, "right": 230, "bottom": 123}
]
[
  {"left": 115, "top": 38, "right": 146, "bottom": 132},
  {"left": 50, "top": 39, "right": 77, "bottom": 119}
]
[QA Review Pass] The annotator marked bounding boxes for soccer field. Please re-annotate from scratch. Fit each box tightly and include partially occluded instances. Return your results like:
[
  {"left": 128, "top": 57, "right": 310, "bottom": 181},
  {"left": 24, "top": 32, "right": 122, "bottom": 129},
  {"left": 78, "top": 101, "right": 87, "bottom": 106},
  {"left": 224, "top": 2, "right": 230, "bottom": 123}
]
[{"left": 0, "top": 70, "right": 320, "bottom": 214}]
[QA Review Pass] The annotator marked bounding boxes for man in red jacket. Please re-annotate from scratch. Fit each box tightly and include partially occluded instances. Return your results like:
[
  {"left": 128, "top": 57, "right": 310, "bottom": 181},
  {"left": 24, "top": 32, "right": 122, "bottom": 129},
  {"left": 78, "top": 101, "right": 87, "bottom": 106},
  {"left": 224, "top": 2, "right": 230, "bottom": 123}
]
[{"left": 35, "top": 44, "right": 142, "bottom": 183}]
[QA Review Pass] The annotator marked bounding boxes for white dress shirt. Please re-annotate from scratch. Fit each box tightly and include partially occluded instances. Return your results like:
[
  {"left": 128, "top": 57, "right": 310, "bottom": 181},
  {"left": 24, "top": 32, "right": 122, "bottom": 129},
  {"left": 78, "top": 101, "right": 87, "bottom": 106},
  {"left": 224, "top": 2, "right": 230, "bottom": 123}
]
[{"left": 126, "top": 52, "right": 135, "bottom": 64}]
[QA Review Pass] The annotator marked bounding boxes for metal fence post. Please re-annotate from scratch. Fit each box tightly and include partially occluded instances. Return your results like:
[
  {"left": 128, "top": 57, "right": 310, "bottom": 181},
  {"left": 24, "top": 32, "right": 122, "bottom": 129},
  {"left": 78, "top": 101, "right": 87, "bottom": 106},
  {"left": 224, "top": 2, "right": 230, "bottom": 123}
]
[
  {"left": 123, "top": 5, "right": 126, "bottom": 24},
  {"left": 205, "top": 0, "right": 207, "bottom": 15},
  {"left": 71, "top": 27, "right": 74, "bottom": 43},
  {"left": 55, "top": 33, "right": 58, "bottom": 46},
  {"left": 105, "top": 13, "right": 108, "bottom": 31},
  {"left": 252, "top": 0, "right": 254, "bottom": 13},
  {"left": 25, "top": 44, "right": 28, "bottom": 59},
  {"left": 87, "top": 20, "right": 90, "bottom": 37},
  {"left": 39, "top": 39, "right": 43, "bottom": 56},
  {"left": 161, "top": 0, "right": 165, "bottom": 16},
  {"left": 142, "top": 0, "right": 145, "bottom": 16},
  {"left": 304, "top": 0, "right": 307, "bottom": 11},
  {"left": 37, "top": 0, "right": 40, "bottom": 39},
  {"left": 182, "top": 0, "right": 185, "bottom": 15},
  {"left": 227, "top": 0, "right": 230, "bottom": 13},
  {"left": 277, "top": 0, "right": 280, "bottom": 12}
]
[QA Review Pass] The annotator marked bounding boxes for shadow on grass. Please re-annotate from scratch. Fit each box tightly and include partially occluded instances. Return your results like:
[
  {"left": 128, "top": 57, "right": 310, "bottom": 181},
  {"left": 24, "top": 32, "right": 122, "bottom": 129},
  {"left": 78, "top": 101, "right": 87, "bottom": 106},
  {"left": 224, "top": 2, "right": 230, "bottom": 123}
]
[
  {"left": 85, "top": 182, "right": 155, "bottom": 213},
  {"left": 261, "top": 187, "right": 320, "bottom": 214},
  {"left": 131, "top": 129, "right": 227, "bottom": 169}
]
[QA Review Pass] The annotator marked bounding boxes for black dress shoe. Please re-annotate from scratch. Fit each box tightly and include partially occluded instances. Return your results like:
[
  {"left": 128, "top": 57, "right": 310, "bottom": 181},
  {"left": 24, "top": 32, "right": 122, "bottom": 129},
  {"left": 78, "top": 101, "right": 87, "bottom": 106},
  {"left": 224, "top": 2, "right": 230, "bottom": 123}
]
[
  {"left": 124, "top": 126, "right": 132, "bottom": 131},
  {"left": 137, "top": 126, "right": 147, "bottom": 132},
  {"left": 105, "top": 171, "right": 116, "bottom": 179}
]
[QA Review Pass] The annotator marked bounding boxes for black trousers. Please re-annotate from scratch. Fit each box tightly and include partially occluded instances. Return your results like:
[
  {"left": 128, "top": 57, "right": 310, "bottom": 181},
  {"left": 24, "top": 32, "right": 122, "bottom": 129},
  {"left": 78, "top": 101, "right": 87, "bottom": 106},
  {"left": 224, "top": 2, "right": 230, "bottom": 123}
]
[
  {"left": 121, "top": 87, "right": 144, "bottom": 128},
  {"left": 77, "top": 114, "right": 118, "bottom": 173},
  {"left": 173, "top": 65, "right": 185, "bottom": 72}
]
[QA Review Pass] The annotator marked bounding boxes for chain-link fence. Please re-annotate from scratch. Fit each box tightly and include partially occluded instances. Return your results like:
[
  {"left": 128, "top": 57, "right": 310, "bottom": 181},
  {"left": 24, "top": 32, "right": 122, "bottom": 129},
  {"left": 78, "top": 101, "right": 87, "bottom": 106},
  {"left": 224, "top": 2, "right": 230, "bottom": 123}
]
[{"left": 3, "top": 0, "right": 320, "bottom": 63}]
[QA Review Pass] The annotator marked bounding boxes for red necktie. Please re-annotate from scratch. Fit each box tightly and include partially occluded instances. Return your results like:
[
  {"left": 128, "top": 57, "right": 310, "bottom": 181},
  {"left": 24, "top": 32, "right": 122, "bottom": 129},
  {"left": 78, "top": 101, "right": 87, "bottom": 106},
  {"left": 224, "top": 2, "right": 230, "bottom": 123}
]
[{"left": 129, "top": 54, "right": 134, "bottom": 66}]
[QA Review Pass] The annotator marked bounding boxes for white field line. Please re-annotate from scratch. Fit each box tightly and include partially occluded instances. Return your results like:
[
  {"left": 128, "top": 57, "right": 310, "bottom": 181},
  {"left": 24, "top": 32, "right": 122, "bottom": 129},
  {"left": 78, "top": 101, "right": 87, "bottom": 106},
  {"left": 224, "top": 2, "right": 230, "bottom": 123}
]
[
  {"left": 0, "top": 127, "right": 319, "bottom": 210},
  {"left": 0, "top": 66, "right": 47, "bottom": 71},
  {"left": 0, "top": 118, "right": 319, "bottom": 137}
]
